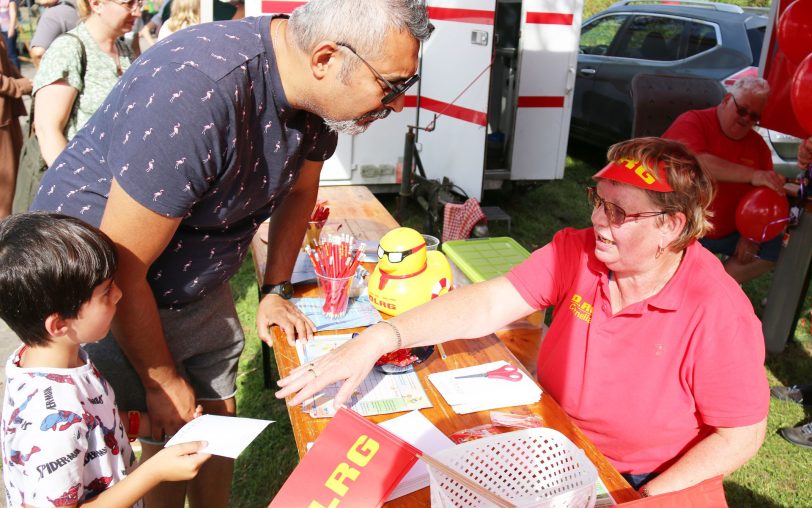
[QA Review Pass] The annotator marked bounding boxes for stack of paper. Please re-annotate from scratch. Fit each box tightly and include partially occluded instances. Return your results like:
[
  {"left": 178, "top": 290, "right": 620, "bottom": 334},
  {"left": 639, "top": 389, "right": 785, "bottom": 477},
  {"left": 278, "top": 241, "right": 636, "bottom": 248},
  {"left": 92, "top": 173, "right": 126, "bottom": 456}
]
[
  {"left": 292, "top": 294, "right": 382, "bottom": 331},
  {"left": 596, "top": 477, "right": 617, "bottom": 507},
  {"left": 428, "top": 361, "right": 542, "bottom": 414},
  {"left": 291, "top": 251, "right": 317, "bottom": 284},
  {"left": 379, "top": 411, "right": 455, "bottom": 501},
  {"left": 296, "top": 335, "right": 432, "bottom": 418}
]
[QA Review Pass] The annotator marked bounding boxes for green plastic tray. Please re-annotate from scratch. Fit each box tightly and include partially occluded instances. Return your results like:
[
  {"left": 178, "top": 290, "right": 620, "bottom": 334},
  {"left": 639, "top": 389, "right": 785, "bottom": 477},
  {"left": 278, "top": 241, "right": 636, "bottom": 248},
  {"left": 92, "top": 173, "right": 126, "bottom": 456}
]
[{"left": 441, "top": 237, "right": 530, "bottom": 283}]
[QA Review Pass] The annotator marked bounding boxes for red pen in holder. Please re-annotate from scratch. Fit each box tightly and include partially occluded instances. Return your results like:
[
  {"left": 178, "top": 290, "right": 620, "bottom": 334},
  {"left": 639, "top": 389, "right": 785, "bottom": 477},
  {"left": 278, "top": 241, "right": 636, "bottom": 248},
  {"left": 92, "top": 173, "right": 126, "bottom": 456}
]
[
  {"left": 305, "top": 234, "right": 363, "bottom": 319},
  {"left": 304, "top": 205, "right": 330, "bottom": 250}
]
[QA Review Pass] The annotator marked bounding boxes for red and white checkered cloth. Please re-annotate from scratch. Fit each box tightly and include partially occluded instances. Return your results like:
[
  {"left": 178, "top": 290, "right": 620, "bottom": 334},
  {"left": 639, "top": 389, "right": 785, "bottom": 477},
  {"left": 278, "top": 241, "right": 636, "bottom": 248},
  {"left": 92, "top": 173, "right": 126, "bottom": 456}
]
[{"left": 442, "top": 198, "right": 487, "bottom": 242}]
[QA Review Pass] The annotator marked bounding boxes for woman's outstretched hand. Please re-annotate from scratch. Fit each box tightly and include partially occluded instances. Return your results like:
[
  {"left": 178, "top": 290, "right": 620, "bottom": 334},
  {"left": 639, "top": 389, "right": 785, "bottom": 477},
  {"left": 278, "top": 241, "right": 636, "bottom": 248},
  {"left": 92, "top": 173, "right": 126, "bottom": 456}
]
[{"left": 275, "top": 327, "right": 391, "bottom": 408}]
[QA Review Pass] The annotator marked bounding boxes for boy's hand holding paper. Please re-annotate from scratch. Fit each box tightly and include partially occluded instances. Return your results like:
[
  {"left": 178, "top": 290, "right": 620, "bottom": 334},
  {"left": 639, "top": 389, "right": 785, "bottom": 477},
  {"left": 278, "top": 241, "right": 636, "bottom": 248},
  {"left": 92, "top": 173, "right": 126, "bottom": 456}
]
[{"left": 165, "top": 414, "right": 273, "bottom": 458}]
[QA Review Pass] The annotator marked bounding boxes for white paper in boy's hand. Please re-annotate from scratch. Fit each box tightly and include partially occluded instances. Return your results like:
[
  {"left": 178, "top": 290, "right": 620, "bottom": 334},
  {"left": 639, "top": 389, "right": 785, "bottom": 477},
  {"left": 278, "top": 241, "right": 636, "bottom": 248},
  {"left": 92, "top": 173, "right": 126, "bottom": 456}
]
[{"left": 165, "top": 415, "right": 273, "bottom": 458}]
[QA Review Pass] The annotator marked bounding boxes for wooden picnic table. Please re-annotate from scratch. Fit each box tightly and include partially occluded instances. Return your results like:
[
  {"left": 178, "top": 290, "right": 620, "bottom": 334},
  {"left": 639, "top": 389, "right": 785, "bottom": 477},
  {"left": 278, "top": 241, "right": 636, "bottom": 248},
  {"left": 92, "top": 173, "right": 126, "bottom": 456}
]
[{"left": 250, "top": 186, "right": 639, "bottom": 505}]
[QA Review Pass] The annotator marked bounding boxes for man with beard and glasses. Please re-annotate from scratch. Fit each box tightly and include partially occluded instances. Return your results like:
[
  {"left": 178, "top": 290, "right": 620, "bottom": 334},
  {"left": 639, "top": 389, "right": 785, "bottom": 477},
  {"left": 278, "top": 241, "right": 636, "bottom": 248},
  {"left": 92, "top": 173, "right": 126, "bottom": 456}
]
[{"left": 28, "top": 1, "right": 433, "bottom": 507}]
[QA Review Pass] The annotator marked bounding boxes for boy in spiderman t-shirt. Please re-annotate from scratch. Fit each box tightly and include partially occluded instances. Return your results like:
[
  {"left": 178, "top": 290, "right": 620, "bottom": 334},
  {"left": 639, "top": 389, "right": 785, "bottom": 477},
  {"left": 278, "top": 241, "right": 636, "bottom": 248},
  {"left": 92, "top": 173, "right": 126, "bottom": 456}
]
[{"left": 0, "top": 212, "right": 210, "bottom": 507}]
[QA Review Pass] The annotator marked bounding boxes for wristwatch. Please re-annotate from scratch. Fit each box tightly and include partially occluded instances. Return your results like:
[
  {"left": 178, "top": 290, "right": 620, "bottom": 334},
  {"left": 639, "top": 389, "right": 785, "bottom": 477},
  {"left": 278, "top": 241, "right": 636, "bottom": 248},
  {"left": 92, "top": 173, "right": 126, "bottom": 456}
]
[{"left": 260, "top": 281, "right": 294, "bottom": 300}]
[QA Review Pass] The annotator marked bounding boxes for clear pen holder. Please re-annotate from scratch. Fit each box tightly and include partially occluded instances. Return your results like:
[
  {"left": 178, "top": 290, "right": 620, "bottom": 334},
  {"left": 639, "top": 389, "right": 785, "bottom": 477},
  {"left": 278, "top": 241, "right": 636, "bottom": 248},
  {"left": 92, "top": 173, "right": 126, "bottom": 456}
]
[{"left": 316, "top": 272, "right": 353, "bottom": 319}]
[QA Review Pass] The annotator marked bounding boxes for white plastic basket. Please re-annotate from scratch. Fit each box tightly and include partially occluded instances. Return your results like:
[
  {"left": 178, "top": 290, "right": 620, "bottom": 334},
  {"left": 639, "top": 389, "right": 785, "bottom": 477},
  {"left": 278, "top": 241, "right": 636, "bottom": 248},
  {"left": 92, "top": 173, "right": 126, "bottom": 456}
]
[{"left": 427, "top": 428, "right": 598, "bottom": 508}]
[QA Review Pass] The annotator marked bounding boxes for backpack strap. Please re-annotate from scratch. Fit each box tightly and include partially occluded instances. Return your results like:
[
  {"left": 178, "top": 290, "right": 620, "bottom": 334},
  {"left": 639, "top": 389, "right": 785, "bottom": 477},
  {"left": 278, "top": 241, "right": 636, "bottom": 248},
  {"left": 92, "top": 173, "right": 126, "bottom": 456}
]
[
  {"left": 29, "top": 31, "right": 88, "bottom": 136},
  {"left": 59, "top": 32, "right": 88, "bottom": 83}
]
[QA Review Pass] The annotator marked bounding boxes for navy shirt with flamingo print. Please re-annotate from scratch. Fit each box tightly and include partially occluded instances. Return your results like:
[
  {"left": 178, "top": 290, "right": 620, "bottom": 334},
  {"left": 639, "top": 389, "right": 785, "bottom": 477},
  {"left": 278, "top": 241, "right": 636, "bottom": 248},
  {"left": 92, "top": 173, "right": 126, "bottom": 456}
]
[{"left": 32, "top": 16, "right": 338, "bottom": 308}]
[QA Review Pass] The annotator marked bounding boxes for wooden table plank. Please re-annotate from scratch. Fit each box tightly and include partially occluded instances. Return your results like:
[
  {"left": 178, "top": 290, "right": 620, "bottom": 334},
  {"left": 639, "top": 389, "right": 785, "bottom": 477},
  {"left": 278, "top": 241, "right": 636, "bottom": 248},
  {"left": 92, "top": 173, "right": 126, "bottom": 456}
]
[{"left": 252, "top": 186, "right": 639, "bottom": 505}]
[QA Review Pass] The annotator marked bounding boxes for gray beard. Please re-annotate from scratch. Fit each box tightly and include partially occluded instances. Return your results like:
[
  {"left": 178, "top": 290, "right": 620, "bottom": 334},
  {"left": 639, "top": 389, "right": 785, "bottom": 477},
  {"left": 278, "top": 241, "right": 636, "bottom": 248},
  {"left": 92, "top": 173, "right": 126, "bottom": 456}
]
[
  {"left": 323, "top": 118, "right": 370, "bottom": 136},
  {"left": 322, "top": 109, "right": 391, "bottom": 136}
]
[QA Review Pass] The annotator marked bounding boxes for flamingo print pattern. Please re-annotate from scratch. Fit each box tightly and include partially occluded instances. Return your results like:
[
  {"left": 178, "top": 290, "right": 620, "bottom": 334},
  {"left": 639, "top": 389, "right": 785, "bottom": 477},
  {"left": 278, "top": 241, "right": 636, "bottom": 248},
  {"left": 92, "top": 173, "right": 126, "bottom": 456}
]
[{"left": 30, "top": 15, "right": 338, "bottom": 308}]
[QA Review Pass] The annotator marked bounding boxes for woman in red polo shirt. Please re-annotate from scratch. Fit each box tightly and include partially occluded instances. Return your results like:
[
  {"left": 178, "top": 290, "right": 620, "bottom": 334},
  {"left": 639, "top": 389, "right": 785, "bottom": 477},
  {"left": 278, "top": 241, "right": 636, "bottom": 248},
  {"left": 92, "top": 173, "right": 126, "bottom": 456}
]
[{"left": 276, "top": 137, "right": 769, "bottom": 497}]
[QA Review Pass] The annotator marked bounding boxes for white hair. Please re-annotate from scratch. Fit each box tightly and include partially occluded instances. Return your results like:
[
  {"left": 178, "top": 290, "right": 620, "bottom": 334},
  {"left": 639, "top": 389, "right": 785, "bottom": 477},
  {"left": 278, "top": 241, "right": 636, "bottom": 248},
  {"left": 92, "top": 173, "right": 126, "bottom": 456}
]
[
  {"left": 288, "top": 0, "right": 433, "bottom": 75},
  {"left": 730, "top": 76, "right": 770, "bottom": 100}
]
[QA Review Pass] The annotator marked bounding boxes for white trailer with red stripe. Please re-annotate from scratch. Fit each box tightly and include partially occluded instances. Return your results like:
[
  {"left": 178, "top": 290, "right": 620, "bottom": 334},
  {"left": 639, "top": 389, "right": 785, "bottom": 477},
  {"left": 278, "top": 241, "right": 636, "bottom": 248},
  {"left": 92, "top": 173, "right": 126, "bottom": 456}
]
[{"left": 234, "top": 0, "right": 585, "bottom": 200}]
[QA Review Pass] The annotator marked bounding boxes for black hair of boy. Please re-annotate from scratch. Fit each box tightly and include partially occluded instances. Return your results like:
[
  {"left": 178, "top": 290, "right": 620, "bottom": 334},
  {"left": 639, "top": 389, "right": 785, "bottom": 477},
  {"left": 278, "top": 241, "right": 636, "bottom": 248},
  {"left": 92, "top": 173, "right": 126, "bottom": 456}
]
[{"left": 0, "top": 212, "right": 118, "bottom": 346}]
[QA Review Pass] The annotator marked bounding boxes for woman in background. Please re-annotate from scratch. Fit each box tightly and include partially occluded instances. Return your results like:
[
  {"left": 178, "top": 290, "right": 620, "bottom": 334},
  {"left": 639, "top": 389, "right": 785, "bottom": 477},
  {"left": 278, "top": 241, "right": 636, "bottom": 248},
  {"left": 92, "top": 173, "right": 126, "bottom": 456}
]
[
  {"left": 0, "top": 32, "right": 31, "bottom": 218},
  {"left": 0, "top": 0, "right": 19, "bottom": 71},
  {"left": 157, "top": 0, "right": 197, "bottom": 40},
  {"left": 13, "top": 0, "right": 138, "bottom": 212}
]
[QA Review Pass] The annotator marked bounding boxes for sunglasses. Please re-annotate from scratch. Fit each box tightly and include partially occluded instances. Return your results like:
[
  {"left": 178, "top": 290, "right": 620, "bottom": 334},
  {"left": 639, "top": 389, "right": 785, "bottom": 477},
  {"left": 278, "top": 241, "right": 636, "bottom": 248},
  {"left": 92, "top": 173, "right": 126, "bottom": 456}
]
[
  {"left": 377, "top": 242, "right": 425, "bottom": 263},
  {"left": 586, "top": 187, "right": 667, "bottom": 227},
  {"left": 336, "top": 43, "right": 420, "bottom": 106},
  {"left": 109, "top": 0, "right": 143, "bottom": 11},
  {"left": 730, "top": 95, "right": 761, "bottom": 123}
]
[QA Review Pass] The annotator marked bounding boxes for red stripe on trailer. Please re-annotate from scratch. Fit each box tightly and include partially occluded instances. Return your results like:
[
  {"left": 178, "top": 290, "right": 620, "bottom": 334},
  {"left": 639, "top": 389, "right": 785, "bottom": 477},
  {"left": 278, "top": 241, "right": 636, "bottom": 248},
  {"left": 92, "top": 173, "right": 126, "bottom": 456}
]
[
  {"left": 427, "top": 6, "right": 494, "bottom": 25},
  {"left": 517, "top": 96, "right": 565, "bottom": 108},
  {"left": 525, "top": 12, "right": 574, "bottom": 25},
  {"left": 261, "top": 1, "right": 306, "bottom": 14},
  {"left": 418, "top": 96, "right": 487, "bottom": 126}
]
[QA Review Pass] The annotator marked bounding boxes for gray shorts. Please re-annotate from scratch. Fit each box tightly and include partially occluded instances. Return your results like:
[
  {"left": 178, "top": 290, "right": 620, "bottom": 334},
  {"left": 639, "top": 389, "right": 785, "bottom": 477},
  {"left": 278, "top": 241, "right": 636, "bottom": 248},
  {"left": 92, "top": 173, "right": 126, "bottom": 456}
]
[{"left": 83, "top": 283, "right": 245, "bottom": 414}]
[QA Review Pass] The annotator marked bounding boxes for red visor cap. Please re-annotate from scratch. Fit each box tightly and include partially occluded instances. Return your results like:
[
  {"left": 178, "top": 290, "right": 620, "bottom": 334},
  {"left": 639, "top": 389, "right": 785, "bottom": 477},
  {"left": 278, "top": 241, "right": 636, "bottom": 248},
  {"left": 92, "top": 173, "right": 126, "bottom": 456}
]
[{"left": 594, "top": 158, "right": 674, "bottom": 192}]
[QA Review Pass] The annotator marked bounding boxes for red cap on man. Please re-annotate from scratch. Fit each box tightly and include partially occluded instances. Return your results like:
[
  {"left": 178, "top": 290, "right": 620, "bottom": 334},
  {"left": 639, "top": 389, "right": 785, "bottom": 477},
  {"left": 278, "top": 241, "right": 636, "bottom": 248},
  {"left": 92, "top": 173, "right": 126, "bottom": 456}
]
[{"left": 594, "top": 157, "right": 673, "bottom": 192}]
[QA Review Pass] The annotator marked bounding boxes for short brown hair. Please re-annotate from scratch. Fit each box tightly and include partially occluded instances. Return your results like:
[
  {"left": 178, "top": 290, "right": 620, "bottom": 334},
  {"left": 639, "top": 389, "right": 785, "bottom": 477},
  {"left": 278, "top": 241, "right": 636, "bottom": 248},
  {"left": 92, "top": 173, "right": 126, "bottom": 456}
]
[
  {"left": 605, "top": 137, "right": 715, "bottom": 251},
  {"left": 0, "top": 213, "right": 118, "bottom": 346}
]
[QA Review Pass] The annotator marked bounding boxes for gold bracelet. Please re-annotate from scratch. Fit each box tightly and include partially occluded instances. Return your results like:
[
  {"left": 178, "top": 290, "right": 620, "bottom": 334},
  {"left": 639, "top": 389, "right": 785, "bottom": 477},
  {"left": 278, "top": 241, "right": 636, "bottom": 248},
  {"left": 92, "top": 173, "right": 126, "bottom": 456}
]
[{"left": 379, "top": 320, "right": 402, "bottom": 351}]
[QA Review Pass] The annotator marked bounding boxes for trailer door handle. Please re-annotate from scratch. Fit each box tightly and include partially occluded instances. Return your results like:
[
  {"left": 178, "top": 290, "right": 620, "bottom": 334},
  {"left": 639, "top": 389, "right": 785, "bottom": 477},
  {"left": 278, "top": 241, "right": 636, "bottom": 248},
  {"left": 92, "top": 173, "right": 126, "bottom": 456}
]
[{"left": 579, "top": 68, "right": 597, "bottom": 76}]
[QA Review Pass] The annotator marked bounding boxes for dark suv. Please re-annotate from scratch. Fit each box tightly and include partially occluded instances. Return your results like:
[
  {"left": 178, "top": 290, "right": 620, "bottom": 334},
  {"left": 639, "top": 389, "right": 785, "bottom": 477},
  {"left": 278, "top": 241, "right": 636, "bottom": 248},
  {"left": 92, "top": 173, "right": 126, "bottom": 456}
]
[{"left": 570, "top": 0, "right": 800, "bottom": 172}]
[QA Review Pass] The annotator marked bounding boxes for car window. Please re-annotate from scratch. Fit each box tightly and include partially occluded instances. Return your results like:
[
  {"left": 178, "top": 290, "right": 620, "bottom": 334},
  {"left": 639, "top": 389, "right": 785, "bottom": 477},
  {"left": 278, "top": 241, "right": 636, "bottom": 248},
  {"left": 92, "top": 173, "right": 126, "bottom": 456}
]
[
  {"left": 685, "top": 21, "right": 718, "bottom": 58},
  {"left": 580, "top": 15, "right": 628, "bottom": 56},
  {"left": 747, "top": 26, "right": 765, "bottom": 66},
  {"left": 614, "top": 15, "right": 686, "bottom": 61}
]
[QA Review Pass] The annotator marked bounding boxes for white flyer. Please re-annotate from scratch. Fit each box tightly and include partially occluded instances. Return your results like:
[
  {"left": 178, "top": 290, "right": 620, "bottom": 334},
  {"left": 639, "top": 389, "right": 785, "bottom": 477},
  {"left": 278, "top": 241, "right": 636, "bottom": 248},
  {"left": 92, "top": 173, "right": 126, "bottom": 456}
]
[{"left": 165, "top": 414, "right": 273, "bottom": 458}]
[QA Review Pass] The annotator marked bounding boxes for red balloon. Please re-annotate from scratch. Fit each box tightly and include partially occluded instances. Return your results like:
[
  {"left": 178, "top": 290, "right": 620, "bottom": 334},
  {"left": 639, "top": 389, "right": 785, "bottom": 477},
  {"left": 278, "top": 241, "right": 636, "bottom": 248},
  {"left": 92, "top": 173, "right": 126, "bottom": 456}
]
[
  {"left": 778, "top": 0, "right": 812, "bottom": 65},
  {"left": 791, "top": 53, "right": 812, "bottom": 135},
  {"left": 735, "top": 187, "right": 790, "bottom": 243}
]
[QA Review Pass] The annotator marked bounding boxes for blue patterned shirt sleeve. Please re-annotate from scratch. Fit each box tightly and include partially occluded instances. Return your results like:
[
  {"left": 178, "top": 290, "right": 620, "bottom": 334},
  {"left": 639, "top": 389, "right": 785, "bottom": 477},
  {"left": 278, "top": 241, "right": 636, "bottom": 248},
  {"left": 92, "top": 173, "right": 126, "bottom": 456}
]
[{"left": 103, "top": 64, "right": 232, "bottom": 218}]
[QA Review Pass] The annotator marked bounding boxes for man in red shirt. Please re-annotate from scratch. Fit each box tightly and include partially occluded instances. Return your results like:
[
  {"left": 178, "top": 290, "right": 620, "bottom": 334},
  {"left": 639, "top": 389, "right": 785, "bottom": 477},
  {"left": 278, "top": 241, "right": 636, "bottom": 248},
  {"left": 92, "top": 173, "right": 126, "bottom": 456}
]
[{"left": 663, "top": 77, "right": 786, "bottom": 283}]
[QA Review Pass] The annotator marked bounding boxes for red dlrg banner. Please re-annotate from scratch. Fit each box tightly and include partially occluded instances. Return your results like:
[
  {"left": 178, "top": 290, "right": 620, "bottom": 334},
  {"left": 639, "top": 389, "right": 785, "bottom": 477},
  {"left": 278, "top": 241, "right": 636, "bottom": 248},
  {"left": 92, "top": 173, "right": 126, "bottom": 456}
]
[{"left": 269, "top": 408, "right": 421, "bottom": 507}]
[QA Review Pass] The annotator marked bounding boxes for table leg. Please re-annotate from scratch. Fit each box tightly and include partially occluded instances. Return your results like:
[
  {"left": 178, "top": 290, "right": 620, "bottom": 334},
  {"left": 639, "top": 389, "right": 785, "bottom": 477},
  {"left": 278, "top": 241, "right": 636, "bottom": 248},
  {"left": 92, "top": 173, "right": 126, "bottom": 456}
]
[
  {"left": 257, "top": 287, "right": 274, "bottom": 389},
  {"left": 262, "top": 341, "right": 273, "bottom": 389}
]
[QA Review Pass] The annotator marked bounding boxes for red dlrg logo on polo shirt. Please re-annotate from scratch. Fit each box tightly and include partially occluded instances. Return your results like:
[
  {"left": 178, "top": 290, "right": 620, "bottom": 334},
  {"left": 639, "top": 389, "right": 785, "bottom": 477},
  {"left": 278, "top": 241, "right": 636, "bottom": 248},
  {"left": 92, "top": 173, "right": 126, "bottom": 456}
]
[{"left": 568, "top": 294, "right": 593, "bottom": 323}]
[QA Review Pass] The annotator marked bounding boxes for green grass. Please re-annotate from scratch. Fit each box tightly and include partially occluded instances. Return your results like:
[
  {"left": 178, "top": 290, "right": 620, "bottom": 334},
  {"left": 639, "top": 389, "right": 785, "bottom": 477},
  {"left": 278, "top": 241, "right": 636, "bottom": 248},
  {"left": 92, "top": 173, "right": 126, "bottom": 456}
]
[
  {"left": 229, "top": 258, "right": 299, "bottom": 508},
  {"left": 230, "top": 138, "right": 812, "bottom": 507}
]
